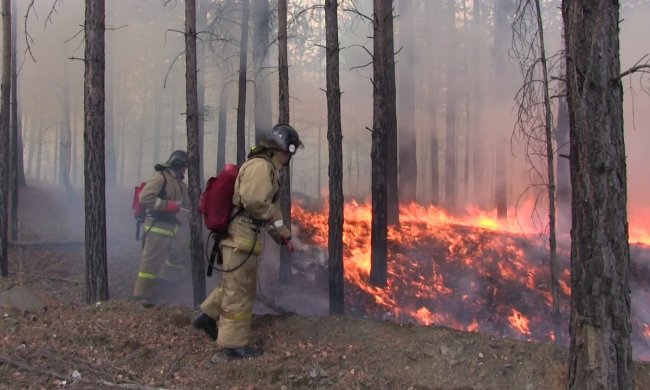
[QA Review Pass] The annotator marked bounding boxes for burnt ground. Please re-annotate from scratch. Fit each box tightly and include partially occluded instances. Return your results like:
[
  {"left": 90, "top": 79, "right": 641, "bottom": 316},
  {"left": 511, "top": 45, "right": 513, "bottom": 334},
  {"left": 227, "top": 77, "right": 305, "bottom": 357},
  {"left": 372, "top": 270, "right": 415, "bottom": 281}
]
[{"left": 1, "top": 183, "right": 650, "bottom": 390}]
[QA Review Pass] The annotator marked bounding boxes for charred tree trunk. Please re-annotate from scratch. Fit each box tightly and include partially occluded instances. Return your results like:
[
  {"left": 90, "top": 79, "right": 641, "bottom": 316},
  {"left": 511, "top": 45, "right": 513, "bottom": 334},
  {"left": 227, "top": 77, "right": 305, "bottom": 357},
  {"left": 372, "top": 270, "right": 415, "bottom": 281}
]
[
  {"left": 383, "top": 4, "right": 398, "bottom": 227},
  {"left": 277, "top": 0, "right": 292, "bottom": 284},
  {"left": 236, "top": 0, "right": 249, "bottom": 165},
  {"left": 530, "top": 0, "right": 561, "bottom": 345},
  {"left": 370, "top": 0, "right": 392, "bottom": 287},
  {"left": 252, "top": 0, "right": 273, "bottom": 143},
  {"left": 0, "top": 0, "right": 11, "bottom": 277},
  {"left": 83, "top": 0, "right": 109, "bottom": 303},
  {"left": 495, "top": 135, "right": 507, "bottom": 219},
  {"left": 563, "top": 1, "right": 633, "bottom": 388},
  {"left": 185, "top": 0, "right": 206, "bottom": 306},
  {"left": 396, "top": 0, "right": 417, "bottom": 205},
  {"left": 325, "top": 0, "right": 344, "bottom": 315}
]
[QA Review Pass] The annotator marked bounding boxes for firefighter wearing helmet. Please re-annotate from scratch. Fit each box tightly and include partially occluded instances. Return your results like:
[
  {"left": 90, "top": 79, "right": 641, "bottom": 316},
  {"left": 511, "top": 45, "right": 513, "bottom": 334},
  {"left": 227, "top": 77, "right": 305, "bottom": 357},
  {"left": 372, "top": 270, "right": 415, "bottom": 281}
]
[
  {"left": 132, "top": 150, "right": 190, "bottom": 307},
  {"left": 193, "top": 124, "right": 303, "bottom": 360}
]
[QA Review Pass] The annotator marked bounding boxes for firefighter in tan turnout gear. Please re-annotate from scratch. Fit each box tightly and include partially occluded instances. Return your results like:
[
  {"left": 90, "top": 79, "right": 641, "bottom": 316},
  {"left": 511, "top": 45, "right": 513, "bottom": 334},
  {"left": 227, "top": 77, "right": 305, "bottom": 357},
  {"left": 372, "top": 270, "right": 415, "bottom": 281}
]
[
  {"left": 133, "top": 150, "right": 190, "bottom": 307},
  {"left": 193, "top": 124, "right": 303, "bottom": 360}
]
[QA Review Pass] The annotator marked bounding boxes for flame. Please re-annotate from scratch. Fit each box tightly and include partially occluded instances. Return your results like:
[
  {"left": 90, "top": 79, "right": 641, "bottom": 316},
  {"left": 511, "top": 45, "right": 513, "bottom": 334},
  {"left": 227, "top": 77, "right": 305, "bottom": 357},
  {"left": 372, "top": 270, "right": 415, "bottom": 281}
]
[
  {"left": 508, "top": 308, "right": 531, "bottom": 335},
  {"left": 293, "top": 200, "right": 650, "bottom": 353}
]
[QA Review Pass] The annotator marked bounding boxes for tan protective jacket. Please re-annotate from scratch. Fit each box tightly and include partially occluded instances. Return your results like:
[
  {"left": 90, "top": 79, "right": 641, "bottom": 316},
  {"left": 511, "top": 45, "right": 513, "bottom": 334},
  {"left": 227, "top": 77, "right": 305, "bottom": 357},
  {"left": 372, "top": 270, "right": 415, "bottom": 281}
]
[
  {"left": 139, "top": 169, "right": 189, "bottom": 234},
  {"left": 221, "top": 153, "right": 290, "bottom": 253}
]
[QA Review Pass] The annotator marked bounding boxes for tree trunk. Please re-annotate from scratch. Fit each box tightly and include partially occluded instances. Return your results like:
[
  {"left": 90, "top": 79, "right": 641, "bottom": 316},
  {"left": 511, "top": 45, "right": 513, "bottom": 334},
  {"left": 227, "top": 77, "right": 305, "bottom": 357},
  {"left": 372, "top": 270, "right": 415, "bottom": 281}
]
[
  {"left": 198, "top": 2, "right": 207, "bottom": 182},
  {"left": 396, "top": 0, "right": 417, "bottom": 205},
  {"left": 277, "top": 0, "right": 292, "bottom": 284},
  {"left": 236, "top": 0, "right": 249, "bottom": 165},
  {"left": 370, "top": 0, "right": 391, "bottom": 287},
  {"left": 532, "top": 0, "right": 561, "bottom": 345},
  {"left": 563, "top": 1, "right": 633, "bottom": 388},
  {"left": 185, "top": 0, "right": 207, "bottom": 307},
  {"left": 252, "top": 0, "right": 273, "bottom": 143},
  {"left": 555, "top": 97, "right": 570, "bottom": 233},
  {"left": 0, "top": 0, "right": 11, "bottom": 277},
  {"left": 383, "top": 3, "right": 398, "bottom": 227},
  {"left": 325, "top": 0, "right": 344, "bottom": 315},
  {"left": 83, "top": 0, "right": 109, "bottom": 303}
]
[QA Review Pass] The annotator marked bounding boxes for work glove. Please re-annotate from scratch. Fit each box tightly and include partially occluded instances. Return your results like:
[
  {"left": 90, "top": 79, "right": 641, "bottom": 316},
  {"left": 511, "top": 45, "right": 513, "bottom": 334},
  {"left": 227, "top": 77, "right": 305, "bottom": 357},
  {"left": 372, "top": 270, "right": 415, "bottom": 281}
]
[{"left": 163, "top": 200, "right": 182, "bottom": 213}]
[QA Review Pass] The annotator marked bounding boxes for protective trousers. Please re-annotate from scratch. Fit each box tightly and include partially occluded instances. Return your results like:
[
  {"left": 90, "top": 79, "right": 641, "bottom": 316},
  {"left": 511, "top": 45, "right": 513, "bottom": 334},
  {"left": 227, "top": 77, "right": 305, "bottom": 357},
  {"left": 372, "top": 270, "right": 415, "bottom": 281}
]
[
  {"left": 133, "top": 226, "right": 185, "bottom": 300},
  {"left": 200, "top": 245, "right": 260, "bottom": 348}
]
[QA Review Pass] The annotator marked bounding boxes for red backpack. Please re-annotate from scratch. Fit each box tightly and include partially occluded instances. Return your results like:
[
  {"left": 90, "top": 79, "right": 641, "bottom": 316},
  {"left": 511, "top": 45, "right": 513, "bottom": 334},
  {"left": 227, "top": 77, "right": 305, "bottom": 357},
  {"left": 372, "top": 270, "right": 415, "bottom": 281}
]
[
  {"left": 199, "top": 163, "right": 239, "bottom": 232},
  {"left": 199, "top": 164, "right": 239, "bottom": 276},
  {"left": 132, "top": 173, "right": 166, "bottom": 240}
]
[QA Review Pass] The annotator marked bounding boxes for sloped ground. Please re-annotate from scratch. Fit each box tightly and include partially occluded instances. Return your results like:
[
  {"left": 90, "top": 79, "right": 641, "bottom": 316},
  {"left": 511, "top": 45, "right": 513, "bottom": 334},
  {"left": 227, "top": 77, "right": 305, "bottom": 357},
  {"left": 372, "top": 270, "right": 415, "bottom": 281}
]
[{"left": 1, "top": 183, "right": 649, "bottom": 389}]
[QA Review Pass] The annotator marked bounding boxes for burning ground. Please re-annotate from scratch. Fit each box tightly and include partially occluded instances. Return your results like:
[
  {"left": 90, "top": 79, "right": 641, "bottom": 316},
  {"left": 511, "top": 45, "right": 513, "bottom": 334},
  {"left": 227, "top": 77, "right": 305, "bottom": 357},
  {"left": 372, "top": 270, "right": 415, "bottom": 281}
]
[
  {"left": 292, "top": 200, "right": 650, "bottom": 360},
  {"left": 1, "top": 185, "right": 650, "bottom": 389}
]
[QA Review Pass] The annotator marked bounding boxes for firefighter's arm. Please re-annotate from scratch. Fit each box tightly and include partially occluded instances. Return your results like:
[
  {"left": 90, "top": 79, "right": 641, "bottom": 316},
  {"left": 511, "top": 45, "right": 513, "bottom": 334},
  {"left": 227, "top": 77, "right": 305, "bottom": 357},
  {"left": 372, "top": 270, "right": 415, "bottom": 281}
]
[
  {"left": 265, "top": 202, "right": 293, "bottom": 250},
  {"left": 238, "top": 160, "right": 276, "bottom": 221},
  {"left": 139, "top": 172, "right": 180, "bottom": 213}
]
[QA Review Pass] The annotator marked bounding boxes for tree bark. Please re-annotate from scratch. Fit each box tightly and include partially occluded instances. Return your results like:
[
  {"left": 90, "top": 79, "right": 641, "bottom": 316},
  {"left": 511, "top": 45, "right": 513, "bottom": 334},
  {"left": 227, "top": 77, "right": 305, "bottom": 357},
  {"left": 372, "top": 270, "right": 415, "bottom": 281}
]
[
  {"left": 277, "top": 0, "right": 292, "bottom": 284},
  {"left": 383, "top": 3, "right": 398, "bottom": 227},
  {"left": 532, "top": 0, "right": 561, "bottom": 345},
  {"left": 0, "top": 0, "right": 11, "bottom": 277},
  {"left": 236, "top": 0, "right": 249, "bottom": 166},
  {"left": 370, "top": 0, "right": 391, "bottom": 287},
  {"left": 185, "top": 0, "right": 207, "bottom": 307},
  {"left": 325, "top": 0, "right": 344, "bottom": 315},
  {"left": 563, "top": 1, "right": 633, "bottom": 388},
  {"left": 83, "top": 0, "right": 109, "bottom": 303}
]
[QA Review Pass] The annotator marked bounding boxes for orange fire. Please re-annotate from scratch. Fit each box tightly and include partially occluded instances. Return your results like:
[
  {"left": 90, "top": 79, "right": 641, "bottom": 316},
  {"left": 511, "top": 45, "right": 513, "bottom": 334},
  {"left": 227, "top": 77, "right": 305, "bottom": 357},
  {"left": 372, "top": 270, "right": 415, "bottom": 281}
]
[
  {"left": 508, "top": 308, "right": 531, "bottom": 335},
  {"left": 293, "top": 200, "right": 650, "bottom": 354}
]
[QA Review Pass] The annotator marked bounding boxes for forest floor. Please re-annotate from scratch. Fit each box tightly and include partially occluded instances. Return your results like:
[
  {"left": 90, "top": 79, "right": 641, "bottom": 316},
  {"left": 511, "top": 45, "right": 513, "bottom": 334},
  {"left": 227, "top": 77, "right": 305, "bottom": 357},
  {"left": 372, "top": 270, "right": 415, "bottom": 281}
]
[{"left": 1, "top": 182, "right": 650, "bottom": 390}]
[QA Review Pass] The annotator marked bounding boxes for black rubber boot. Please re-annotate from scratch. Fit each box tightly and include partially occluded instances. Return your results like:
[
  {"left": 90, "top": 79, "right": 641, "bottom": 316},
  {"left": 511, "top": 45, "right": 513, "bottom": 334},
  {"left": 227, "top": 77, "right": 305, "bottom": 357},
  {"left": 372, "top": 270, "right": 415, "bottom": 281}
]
[
  {"left": 192, "top": 312, "right": 218, "bottom": 341},
  {"left": 224, "top": 346, "right": 263, "bottom": 359}
]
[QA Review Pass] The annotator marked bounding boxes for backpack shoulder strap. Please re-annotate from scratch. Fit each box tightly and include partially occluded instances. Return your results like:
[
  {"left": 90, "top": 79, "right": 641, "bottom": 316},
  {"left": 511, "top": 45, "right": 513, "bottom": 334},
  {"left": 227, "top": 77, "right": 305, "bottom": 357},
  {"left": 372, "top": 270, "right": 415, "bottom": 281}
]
[{"left": 159, "top": 171, "right": 168, "bottom": 198}]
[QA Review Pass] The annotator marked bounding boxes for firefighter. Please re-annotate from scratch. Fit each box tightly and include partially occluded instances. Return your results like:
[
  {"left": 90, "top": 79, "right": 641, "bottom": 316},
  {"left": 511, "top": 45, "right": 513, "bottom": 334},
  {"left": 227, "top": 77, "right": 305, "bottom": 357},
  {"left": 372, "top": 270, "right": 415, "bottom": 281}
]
[
  {"left": 132, "top": 150, "right": 190, "bottom": 307},
  {"left": 192, "top": 124, "right": 303, "bottom": 360}
]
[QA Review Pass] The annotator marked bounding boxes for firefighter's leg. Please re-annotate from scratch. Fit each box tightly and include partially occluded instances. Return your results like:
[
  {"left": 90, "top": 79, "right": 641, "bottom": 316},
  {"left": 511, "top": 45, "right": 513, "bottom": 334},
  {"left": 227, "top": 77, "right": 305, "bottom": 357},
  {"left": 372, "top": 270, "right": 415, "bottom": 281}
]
[
  {"left": 158, "top": 228, "right": 188, "bottom": 281},
  {"left": 133, "top": 232, "right": 171, "bottom": 301},
  {"left": 200, "top": 285, "right": 224, "bottom": 320},
  {"left": 216, "top": 245, "right": 260, "bottom": 349}
]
